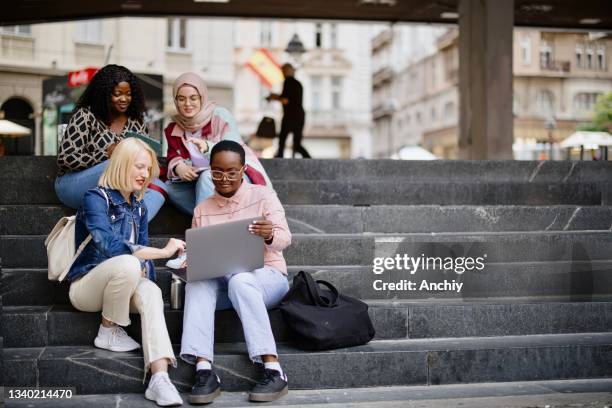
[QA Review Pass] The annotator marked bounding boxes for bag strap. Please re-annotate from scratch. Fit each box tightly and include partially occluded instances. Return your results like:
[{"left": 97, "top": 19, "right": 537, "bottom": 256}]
[
  {"left": 75, "top": 188, "right": 110, "bottom": 258},
  {"left": 300, "top": 271, "right": 339, "bottom": 308}
]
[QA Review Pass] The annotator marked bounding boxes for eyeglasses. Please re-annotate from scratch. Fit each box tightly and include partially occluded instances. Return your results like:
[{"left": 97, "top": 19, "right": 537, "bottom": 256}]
[
  {"left": 210, "top": 166, "right": 245, "bottom": 181},
  {"left": 175, "top": 96, "right": 201, "bottom": 105}
]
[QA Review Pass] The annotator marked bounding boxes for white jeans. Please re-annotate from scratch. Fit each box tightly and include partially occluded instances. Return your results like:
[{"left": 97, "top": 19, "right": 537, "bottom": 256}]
[
  {"left": 180, "top": 266, "right": 289, "bottom": 365},
  {"left": 69, "top": 255, "right": 176, "bottom": 375}
]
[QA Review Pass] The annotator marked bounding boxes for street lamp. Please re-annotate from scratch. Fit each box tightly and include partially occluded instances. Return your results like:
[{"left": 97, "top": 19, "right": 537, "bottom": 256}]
[
  {"left": 544, "top": 117, "right": 556, "bottom": 160},
  {"left": 284, "top": 34, "right": 306, "bottom": 63}
]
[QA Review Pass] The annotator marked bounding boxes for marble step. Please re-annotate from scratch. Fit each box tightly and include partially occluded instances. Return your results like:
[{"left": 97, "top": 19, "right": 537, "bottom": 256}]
[
  {"left": 3, "top": 204, "right": 612, "bottom": 236},
  {"left": 6, "top": 379, "right": 612, "bottom": 408},
  {"left": 3, "top": 231, "right": 612, "bottom": 269},
  {"left": 3, "top": 300, "right": 612, "bottom": 348},
  {"left": 4, "top": 259, "right": 612, "bottom": 307},
  {"left": 5, "top": 333, "right": 612, "bottom": 393}
]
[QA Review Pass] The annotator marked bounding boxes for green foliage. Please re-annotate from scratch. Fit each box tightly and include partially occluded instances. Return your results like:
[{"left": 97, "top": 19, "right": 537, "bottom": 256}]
[{"left": 582, "top": 92, "right": 612, "bottom": 132}]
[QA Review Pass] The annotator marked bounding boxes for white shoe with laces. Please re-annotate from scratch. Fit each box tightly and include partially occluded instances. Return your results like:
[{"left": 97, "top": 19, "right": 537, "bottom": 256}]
[
  {"left": 145, "top": 372, "right": 184, "bottom": 407},
  {"left": 166, "top": 253, "right": 187, "bottom": 270},
  {"left": 93, "top": 325, "right": 140, "bottom": 352}
]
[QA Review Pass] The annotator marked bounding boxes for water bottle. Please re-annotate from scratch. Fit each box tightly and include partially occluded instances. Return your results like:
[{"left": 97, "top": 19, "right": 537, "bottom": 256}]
[{"left": 170, "top": 275, "right": 184, "bottom": 310}]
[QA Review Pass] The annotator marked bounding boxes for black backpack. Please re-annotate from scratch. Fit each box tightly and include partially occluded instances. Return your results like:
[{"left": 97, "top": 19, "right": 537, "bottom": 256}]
[{"left": 279, "top": 271, "right": 375, "bottom": 350}]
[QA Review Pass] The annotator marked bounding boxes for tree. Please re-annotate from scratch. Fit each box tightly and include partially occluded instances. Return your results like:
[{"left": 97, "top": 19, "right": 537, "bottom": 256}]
[{"left": 581, "top": 92, "right": 612, "bottom": 132}]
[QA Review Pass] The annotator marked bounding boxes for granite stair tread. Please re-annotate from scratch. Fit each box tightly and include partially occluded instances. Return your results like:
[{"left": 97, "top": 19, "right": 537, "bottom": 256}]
[
  {"left": 4, "top": 333, "right": 612, "bottom": 393},
  {"left": 6, "top": 379, "right": 612, "bottom": 408}
]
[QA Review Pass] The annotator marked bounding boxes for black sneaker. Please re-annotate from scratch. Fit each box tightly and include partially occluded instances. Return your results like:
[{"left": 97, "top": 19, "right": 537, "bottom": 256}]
[
  {"left": 248, "top": 369, "right": 289, "bottom": 402},
  {"left": 189, "top": 369, "right": 221, "bottom": 404}
]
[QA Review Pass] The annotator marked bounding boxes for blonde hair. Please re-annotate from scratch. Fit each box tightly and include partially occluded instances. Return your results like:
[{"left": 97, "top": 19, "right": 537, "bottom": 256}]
[{"left": 99, "top": 138, "right": 159, "bottom": 201}]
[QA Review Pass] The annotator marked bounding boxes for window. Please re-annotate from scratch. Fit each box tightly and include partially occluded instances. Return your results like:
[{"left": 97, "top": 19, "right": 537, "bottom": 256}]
[
  {"left": 260, "top": 21, "right": 273, "bottom": 47},
  {"left": 597, "top": 46, "right": 606, "bottom": 70},
  {"left": 520, "top": 35, "right": 531, "bottom": 65},
  {"left": 444, "top": 101, "right": 455, "bottom": 119},
  {"left": 521, "top": 36, "right": 532, "bottom": 65},
  {"left": 574, "top": 92, "right": 601, "bottom": 112},
  {"left": 535, "top": 90, "right": 554, "bottom": 116},
  {"left": 311, "top": 75, "right": 322, "bottom": 110},
  {"left": 586, "top": 49, "right": 593, "bottom": 69},
  {"left": 330, "top": 23, "right": 338, "bottom": 49},
  {"left": 167, "top": 18, "right": 187, "bottom": 50},
  {"left": 576, "top": 44, "right": 584, "bottom": 68},
  {"left": 74, "top": 20, "right": 102, "bottom": 44},
  {"left": 431, "top": 107, "right": 437, "bottom": 121},
  {"left": 2, "top": 25, "right": 31, "bottom": 36},
  {"left": 315, "top": 23, "right": 322, "bottom": 48},
  {"left": 539, "top": 40, "right": 552, "bottom": 69},
  {"left": 331, "top": 76, "right": 342, "bottom": 109}
]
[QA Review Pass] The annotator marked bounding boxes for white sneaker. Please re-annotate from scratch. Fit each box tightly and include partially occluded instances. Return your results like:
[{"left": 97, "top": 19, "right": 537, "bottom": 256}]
[
  {"left": 94, "top": 325, "right": 141, "bottom": 352},
  {"left": 145, "top": 372, "right": 184, "bottom": 407},
  {"left": 166, "top": 253, "right": 187, "bottom": 270}
]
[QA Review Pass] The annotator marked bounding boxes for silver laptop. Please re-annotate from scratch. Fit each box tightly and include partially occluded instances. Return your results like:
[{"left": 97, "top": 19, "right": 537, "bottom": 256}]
[{"left": 175, "top": 217, "right": 265, "bottom": 283}]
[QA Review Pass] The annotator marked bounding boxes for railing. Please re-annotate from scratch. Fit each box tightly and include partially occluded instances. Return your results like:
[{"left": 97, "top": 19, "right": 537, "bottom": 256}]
[{"left": 540, "top": 60, "right": 571, "bottom": 73}]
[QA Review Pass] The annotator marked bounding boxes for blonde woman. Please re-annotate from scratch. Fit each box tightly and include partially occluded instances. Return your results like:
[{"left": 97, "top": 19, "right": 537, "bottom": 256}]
[{"left": 67, "top": 138, "right": 184, "bottom": 406}]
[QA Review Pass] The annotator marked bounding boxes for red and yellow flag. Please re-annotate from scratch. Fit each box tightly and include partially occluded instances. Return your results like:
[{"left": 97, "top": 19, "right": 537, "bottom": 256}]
[{"left": 246, "top": 49, "right": 283, "bottom": 89}]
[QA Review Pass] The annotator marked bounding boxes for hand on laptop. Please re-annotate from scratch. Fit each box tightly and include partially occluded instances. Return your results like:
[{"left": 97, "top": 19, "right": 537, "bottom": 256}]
[
  {"left": 249, "top": 219, "right": 274, "bottom": 243},
  {"left": 163, "top": 238, "right": 186, "bottom": 258}
]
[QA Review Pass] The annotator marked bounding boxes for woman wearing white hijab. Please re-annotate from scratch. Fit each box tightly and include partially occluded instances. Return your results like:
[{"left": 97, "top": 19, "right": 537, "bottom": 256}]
[{"left": 163, "top": 72, "right": 272, "bottom": 215}]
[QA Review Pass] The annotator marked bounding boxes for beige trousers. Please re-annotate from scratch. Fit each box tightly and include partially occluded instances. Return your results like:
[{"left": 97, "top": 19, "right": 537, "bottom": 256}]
[{"left": 69, "top": 254, "right": 176, "bottom": 374}]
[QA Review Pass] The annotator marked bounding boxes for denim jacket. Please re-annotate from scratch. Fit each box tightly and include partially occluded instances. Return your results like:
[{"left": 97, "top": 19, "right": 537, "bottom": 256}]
[{"left": 67, "top": 187, "right": 155, "bottom": 282}]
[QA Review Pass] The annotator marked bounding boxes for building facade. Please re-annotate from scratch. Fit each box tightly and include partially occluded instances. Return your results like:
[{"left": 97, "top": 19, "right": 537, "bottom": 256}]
[
  {"left": 0, "top": 18, "right": 233, "bottom": 156},
  {"left": 0, "top": 18, "right": 374, "bottom": 159},
  {"left": 233, "top": 20, "right": 374, "bottom": 158},
  {"left": 372, "top": 27, "right": 612, "bottom": 159}
]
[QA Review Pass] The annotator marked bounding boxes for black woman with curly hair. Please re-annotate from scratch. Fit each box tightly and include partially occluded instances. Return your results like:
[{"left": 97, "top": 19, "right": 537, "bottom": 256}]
[{"left": 55, "top": 64, "right": 168, "bottom": 221}]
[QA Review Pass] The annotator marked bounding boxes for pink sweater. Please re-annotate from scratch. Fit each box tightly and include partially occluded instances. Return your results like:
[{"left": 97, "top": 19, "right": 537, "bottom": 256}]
[{"left": 192, "top": 182, "right": 292, "bottom": 275}]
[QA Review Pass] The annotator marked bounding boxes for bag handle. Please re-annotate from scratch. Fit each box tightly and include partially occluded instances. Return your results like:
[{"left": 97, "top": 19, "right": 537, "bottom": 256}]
[
  {"left": 74, "top": 188, "right": 110, "bottom": 260},
  {"left": 300, "top": 271, "right": 339, "bottom": 308}
]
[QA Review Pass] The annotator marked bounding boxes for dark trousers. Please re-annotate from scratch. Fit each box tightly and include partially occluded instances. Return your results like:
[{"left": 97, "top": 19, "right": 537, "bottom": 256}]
[{"left": 276, "top": 114, "right": 311, "bottom": 158}]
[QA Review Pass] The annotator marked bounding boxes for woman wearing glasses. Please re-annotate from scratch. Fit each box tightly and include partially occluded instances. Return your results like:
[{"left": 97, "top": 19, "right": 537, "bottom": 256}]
[
  {"left": 180, "top": 140, "right": 291, "bottom": 404},
  {"left": 163, "top": 72, "right": 272, "bottom": 216}
]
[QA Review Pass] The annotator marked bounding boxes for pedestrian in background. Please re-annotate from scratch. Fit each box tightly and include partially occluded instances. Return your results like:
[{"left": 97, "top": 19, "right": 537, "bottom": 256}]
[{"left": 267, "top": 63, "right": 311, "bottom": 159}]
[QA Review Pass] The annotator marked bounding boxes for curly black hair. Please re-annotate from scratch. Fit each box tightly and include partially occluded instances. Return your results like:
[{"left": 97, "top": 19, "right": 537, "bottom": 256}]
[{"left": 74, "top": 64, "right": 146, "bottom": 125}]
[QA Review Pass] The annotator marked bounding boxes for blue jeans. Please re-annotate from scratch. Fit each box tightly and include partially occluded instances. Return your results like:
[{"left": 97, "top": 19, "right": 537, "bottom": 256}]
[
  {"left": 165, "top": 169, "right": 250, "bottom": 215},
  {"left": 54, "top": 161, "right": 167, "bottom": 222},
  {"left": 180, "top": 267, "right": 289, "bottom": 365}
]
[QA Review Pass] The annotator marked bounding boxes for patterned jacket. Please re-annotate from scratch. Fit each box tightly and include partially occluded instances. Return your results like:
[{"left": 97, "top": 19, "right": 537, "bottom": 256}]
[{"left": 57, "top": 107, "right": 146, "bottom": 176}]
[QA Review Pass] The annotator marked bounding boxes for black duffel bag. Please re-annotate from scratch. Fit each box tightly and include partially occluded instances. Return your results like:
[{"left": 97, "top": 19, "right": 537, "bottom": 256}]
[{"left": 279, "top": 271, "right": 375, "bottom": 350}]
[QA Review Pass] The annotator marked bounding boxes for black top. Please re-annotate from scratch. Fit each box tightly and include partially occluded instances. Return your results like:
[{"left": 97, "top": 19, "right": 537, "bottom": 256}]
[{"left": 280, "top": 76, "right": 304, "bottom": 117}]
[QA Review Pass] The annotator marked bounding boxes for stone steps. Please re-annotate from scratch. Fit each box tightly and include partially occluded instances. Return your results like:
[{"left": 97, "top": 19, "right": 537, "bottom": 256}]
[
  {"left": 4, "top": 333, "right": 611, "bottom": 393},
  {"left": 3, "top": 300, "right": 612, "bottom": 348},
  {"left": 4, "top": 157, "right": 612, "bottom": 182},
  {"left": 3, "top": 230, "right": 612, "bottom": 268},
  {"left": 6, "top": 379, "right": 612, "bottom": 408},
  {"left": 2, "top": 180, "right": 607, "bottom": 206},
  {"left": 4, "top": 260, "right": 612, "bottom": 306},
  {"left": 3, "top": 157, "right": 612, "bottom": 400},
  {"left": 3, "top": 204, "right": 612, "bottom": 235}
]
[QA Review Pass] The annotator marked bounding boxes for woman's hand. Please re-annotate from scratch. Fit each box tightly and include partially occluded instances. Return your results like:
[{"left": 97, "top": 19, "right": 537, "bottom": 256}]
[
  {"left": 187, "top": 138, "right": 208, "bottom": 154},
  {"left": 249, "top": 219, "right": 274, "bottom": 243},
  {"left": 175, "top": 161, "right": 199, "bottom": 182},
  {"left": 163, "top": 238, "right": 186, "bottom": 258}
]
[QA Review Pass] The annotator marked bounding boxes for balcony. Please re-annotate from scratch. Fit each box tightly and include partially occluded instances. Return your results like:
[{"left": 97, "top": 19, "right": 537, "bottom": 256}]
[
  {"left": 371, "top": 29, "right": 392, "bottom": 52},
  {"left": 540, "top": 60, "right": 570, "bottom": 73},
  {"left": 372, "top": 67, "right": 393, "bottom": 87},
  {"left": 372, "top": 101, "right": 396, "bottom": 119}
]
